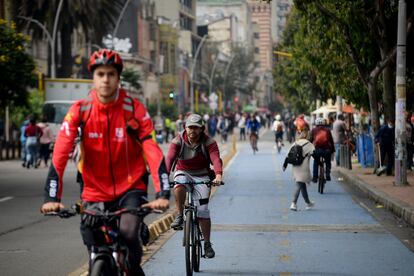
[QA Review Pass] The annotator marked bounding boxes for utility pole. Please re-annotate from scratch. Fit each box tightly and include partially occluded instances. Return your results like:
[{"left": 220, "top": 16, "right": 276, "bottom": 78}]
[
  {"left": 190, "top": 35, "right": 208, "bottom": 113},
  {"left": 395, "top": 0, "right": 407, "bottom": 186},
  {"left": 18, "top": 0, "right": 64, "bottom": 78}
]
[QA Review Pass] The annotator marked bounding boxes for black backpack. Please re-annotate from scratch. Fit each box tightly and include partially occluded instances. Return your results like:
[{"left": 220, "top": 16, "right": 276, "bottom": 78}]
[{"left": 286, "top": 142, "right": 309, "bottom": 166}]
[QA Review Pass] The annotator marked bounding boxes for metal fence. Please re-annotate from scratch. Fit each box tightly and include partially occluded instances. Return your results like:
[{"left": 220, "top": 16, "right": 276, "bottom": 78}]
[
  {"left": 339, "top": 144, "right": 352, "bottom": 169},
  {"left": 0, "top": 140, "right": 21, "bottom": 161}
]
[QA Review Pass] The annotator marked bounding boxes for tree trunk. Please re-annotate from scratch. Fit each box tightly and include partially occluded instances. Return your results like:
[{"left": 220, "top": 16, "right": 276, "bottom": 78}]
[
  {"left": 58, "top": 24, "right": 73, "bottom": 78},
  {"left": 382, "top": 65, "right": 395, "bottom": 122},
  {"left": 367, "top": 77, "right": 381, "bottom": 170}
]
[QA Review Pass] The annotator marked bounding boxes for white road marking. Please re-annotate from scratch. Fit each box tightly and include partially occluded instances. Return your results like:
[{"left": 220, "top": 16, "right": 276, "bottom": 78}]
[{"left": 0, "top": 196, "right": 13, "bottom": 203}]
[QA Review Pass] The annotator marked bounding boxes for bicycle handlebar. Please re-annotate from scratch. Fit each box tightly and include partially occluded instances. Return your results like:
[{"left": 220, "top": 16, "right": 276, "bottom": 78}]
[
  {"left": 44, "top": 208, "right": 78, "bottom": 218},
  {"left": 44, "top": 205, "right": 161, "bottom": 219},
  {"left": 169, "top": 180, "right": 225, "bottom": 188}
]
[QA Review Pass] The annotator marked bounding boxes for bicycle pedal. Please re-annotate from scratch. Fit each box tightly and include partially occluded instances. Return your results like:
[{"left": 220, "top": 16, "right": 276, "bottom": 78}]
[{"left": 172, "top": 226, "right": 183, "bottom": 231}]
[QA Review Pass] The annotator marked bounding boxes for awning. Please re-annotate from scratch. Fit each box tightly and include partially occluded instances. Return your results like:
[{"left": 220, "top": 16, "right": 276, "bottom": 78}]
[
  {"left": 311, "top": 105, "right": 338, "bottom": 115},
  {"left": 342, "top": 104, "right": 356, "bottom": 113}
]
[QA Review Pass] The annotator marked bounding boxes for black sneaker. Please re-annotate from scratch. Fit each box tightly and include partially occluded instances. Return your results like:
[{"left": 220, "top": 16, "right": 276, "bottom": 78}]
[
  {"left": 312, "top": 176, "right": 317, "bottom": 183},
  {"left": 326, "top": 175, "right": 331, "bottom": 181},
  {"left": 170, "top": 214, "right": 183, "bottom": 230},
  {"left": 204, "top": 241, "right": 215, "bottom": 258}
]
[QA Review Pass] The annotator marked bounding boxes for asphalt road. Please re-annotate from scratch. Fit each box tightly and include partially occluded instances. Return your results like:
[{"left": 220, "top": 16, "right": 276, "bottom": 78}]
[
  {"left": 144, "top": 130, "right": 414, "bottom": 276},
  {"left": 0, "top": 138, "right": 229, "bottom": 275}
]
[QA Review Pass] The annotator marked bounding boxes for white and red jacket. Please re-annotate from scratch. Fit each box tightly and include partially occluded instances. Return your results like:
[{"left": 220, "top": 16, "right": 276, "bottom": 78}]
[{"left": 44, "top": 89, "right": 170, "bottom": 203}]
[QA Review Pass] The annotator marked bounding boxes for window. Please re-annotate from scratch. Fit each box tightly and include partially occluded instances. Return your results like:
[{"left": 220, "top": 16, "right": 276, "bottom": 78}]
[
  {"left": 254, "top": 32, "right": 260, "bottom": 39},
  {"left": 255, "top": 47, "right": 260, "bottom": 53}
]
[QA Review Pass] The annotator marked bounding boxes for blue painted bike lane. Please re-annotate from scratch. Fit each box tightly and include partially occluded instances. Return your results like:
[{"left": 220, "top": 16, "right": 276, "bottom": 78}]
[{"left": 144, "top": 130, "right": 414, "bottom": 276}]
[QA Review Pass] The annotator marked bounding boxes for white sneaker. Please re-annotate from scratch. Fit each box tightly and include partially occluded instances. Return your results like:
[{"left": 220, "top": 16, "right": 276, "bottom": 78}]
[
  {"left": 306, "top": 201, "right": 315, "bottom": 210},
  {"left": 290, "top": 202, "right": 297, "bottom": 211}
]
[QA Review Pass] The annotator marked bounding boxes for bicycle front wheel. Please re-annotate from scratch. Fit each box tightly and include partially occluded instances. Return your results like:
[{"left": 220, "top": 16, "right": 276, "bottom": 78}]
[
  {"left": 184, "top": 210, "right": 194, "bottom": 276},
  {"left": 90, "top": 258, "right": 112, "bottom": 276},
  {"left": 193, "top": 221, "right": 202, "bottom": 272}
]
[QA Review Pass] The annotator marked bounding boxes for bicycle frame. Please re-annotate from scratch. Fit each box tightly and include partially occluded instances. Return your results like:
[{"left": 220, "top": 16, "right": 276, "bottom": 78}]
[
  {"left": 171, "top": 180, "right": 223, "bottom": 276},
  {"left": 46, "top": 206, "right": 150, "bottom": 276},
  {"left": 250, "top": 133, "right": 258, "bottom": 154}
]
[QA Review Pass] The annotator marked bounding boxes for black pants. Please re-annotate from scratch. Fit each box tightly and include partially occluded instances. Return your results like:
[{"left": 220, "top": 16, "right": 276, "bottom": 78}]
[
  {"left": 80, "top": 190, "right": 147, "bottom": 275},
  {"left": 407, "top": 144, "right": 413, "bottom": 169},
  {"left": 380, "top": 145, "right": 394, "bottom": 175},
  {"left": 239, "top": 128, "right": 246, "bottom": 141},
  {"left": 313, "top": 148, "right": 332, "bottom": 179}
]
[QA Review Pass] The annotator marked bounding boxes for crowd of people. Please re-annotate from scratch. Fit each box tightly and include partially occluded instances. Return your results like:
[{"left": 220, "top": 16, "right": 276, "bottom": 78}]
[{"left": 2, "top": 47, "right": 411, "bottom": 275}]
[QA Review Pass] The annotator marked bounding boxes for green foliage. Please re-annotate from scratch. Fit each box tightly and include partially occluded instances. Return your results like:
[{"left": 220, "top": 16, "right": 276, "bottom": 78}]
[
  {"left": 9, "top": 89, "right": 44, "bottom": 126},
  {"left": 121, "top": 68, "right": 142, "bottom": 92},
  {"left": 17, "top": 0, "right": 125, "bottom": 77},
  {"left": 147, "top": 101, "right": 178, "bottom": 119},
  {"left": 0, "top": 19, "right": 36, "bottom": 110},
  {"left": 274, "top": 3, "right": 378, "bottom": 113}
]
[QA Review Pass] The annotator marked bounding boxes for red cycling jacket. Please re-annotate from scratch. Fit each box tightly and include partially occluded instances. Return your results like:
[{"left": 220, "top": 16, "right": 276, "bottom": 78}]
[{"left": 44, "top": 89, "right": 170, "bottom": 203}]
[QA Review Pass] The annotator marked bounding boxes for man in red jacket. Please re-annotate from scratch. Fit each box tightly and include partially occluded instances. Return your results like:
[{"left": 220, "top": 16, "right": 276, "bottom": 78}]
[
  {"left": 166, "top": 113, "right": 223, "bottom": 259},
  {"left": 40, "top": 49, "right": 169, "bottom": 275}
]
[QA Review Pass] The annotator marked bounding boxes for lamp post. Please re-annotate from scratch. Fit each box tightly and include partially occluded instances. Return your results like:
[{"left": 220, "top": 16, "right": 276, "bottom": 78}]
[
  {"left": 223, "top": 55, "right": 236, "bottom": 109},
  {"left": 18, "top": 0, "right": 64, "bottom": 78},
  {"left": 190, "top": 34, "right": 208, "bottom": 113},
  {"left": 208, "top": 53, "right": 221, "bottom": 95},
  {"left": 395, "top": 0, "right": 407, "bottom": 186},
  {"left": 111, "top": 0, "right": 132, "bottom": 49}
]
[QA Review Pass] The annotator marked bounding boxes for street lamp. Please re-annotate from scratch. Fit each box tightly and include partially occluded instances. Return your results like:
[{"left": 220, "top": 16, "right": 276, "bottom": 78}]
[
  {"left": 223, "top": 54, "right": 236, "bottom": 108},
  {"left": 111, "top": 0, "right": 132, "bottom": 49},
  {"left": 190, "top": 34, "right": 209, "bottom": 113},
  {"left": 18, "top": 0, "right": 64, "bottom": 78}
]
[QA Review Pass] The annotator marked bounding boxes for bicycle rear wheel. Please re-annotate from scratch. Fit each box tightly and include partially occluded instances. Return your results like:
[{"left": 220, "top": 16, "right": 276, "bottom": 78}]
[
  {"left": 193, "top": 222, "right": 202, "bottom": 272},
  {"left": 90, "top": 258, "right": 113, "bottom": 276},
  {"left": 184, "top": 210, "right": 194, "bottom": 276},
  {"left": 318, "top": 166, "right": 325, "bottom": 194}
]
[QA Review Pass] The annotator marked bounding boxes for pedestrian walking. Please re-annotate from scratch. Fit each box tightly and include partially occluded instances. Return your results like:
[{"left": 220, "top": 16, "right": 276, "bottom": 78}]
[
  {"left": 283, "top": 129, "right": 316, "bottom": 211},
  {"left": 175, "top": 114, "right": 184, "bottom": 135},
  {"left": 24, "top": 118, "right": 43, "bottom": 169},
  {"left": 37, "top": 117, "right": 54, "bottom": 167},
  {"left": 332, "top": 114, "right": 347, "bottom": 166},
  {"left": 238, "top": 113, "right": 247, "bottom": 141},
  {"left": 375, "top": 119, "right": 395, "bottom": 176},
  {"left": 20, "top": 118, "right": 29, "bottom": 167}
]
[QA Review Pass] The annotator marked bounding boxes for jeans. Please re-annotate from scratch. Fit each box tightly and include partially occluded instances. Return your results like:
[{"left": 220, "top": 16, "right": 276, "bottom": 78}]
[
  {"left": 292, "top": 182, "right": 311, "bottom": 204},
  {"left": 335, "top": 143, "right": 341, "bottom": 166},
  {"left": 313, "top": 148, "right": 332, "bottom": 179}
]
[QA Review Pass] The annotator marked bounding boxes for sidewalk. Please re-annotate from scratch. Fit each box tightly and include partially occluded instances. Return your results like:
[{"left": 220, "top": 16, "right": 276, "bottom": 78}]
[{"left": 336, "top": 163, "right": 414, "bottom": 227}]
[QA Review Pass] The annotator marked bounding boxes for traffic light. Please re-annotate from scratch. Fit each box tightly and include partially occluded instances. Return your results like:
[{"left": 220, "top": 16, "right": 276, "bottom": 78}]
[{"left": 169, "top": 91, "right": 174, "bottom": 100}]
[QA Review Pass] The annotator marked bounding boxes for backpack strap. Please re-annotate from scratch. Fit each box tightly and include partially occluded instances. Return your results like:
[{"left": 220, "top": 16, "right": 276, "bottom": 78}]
[
  {"left": 170, "top": 131, "right": 211, "bottom": 172},
  {"left": 79, "top": 95, "right": 93, "bottom": 137},
  {"left": 301, "top": 141, "right": 310, "bottom": 158},
  {"left": 79, "top": 94, "right": 141, "bottom": 141}
]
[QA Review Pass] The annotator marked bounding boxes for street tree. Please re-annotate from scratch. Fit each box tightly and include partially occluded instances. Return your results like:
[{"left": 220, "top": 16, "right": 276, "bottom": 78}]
[
  {"left": 274, "top": 6, "right": 369, "bottom": 114},
  {"left": 0, "top": 19, "right": 36, "bottom": 110},
  {"left": 121, "top": 67, "right": 142, "bottom": 92},
  {"left": 294, "top": 0, "right": 414, "bottom": 133},
  {"left": 17, "top": 0, "right": 124, "bottom": 77}
]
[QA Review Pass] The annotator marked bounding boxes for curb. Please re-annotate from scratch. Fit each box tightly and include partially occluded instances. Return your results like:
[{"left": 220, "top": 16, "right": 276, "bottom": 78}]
[
  {"left": 71, "top": 136, "right": 238, "bottom": 275},
  {"left": 337, "top": 167, "right": 414, "bottom": 228}
]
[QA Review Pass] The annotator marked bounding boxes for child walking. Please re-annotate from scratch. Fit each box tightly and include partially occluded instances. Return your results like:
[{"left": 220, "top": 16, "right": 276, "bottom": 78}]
[{"left": 283, "top": 129, "right": 316, "bottom": 211}]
